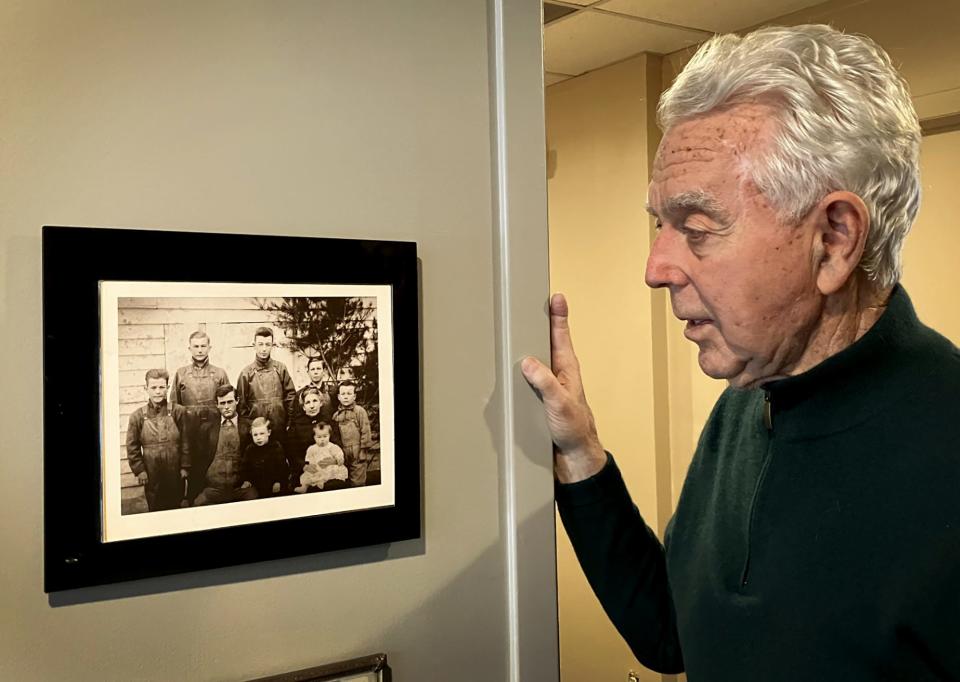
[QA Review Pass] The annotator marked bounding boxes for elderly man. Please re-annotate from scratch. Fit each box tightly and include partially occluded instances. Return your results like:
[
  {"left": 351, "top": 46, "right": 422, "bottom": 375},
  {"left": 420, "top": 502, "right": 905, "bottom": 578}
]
[{"left": 523, "top": 25, "right": 959, "bottom": 681}]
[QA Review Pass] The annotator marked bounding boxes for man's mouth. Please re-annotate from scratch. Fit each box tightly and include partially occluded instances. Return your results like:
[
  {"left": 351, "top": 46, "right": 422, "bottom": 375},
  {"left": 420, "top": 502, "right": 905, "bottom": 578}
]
[{"left": 685, "top": 318, "right": 712, "bottom": 328}]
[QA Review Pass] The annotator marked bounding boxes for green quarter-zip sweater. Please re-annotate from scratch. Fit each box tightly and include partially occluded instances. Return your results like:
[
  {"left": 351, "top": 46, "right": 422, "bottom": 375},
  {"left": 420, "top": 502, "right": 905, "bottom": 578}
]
[{"left": 556, "top": 286, "right": 960, "bottom": 681}]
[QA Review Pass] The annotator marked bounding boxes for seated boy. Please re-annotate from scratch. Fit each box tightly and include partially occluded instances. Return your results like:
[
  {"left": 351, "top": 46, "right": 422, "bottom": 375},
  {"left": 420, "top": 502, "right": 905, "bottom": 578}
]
[{"left": 242, "top": 417, "right": 287, "bottom": 498}]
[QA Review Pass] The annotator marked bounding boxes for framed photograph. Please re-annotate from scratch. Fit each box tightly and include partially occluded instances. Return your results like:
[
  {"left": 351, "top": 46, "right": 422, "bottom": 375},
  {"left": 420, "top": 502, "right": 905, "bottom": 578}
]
[
  {"left": 249, "top": 653, "right": 389, "bottom": 682},
  {"left": 43, "top": 226, "right": 420, "bottom": 592}
]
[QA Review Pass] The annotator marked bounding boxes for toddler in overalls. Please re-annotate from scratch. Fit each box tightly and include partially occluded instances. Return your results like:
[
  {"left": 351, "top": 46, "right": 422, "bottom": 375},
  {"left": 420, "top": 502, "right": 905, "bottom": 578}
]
[
  {"left": 332, "top": 381, "right": 373, "bottom": 487},
  {"left": 294, "top": 422, "right": 347, "bottom": 492},
  {"left": 125, "top": 369, "right": 190, "bottom": 512}
]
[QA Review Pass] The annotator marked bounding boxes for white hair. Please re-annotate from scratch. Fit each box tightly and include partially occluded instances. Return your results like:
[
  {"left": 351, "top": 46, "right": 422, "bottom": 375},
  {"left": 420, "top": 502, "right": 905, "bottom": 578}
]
[{"left": 658, "top": 24, "right": 921, "bottom": 289}]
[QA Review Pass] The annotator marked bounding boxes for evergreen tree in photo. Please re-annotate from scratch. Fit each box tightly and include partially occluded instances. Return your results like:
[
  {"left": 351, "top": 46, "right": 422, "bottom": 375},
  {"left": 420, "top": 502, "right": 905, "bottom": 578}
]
[{"left": 260, "top": 297, "right": 380, "bottom": 439}]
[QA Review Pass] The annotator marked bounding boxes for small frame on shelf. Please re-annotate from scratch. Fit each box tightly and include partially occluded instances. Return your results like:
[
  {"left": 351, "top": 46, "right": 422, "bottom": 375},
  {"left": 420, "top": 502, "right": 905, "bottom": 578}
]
[{"left": 249, "top": 653, "right": 390, "bottom": 682}]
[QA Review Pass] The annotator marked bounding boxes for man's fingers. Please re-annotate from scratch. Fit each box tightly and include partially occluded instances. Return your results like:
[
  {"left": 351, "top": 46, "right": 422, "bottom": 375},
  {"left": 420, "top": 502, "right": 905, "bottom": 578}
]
[
  {"left": 521, "top": 356, "right": 562, "bottom": 401},
  {"left": 549, "top": 293, "right": 581, "bottom": 374}
]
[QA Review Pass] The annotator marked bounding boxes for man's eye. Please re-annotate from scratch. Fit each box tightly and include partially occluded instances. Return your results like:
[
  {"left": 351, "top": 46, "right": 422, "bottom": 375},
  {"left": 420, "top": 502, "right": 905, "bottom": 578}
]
[
  {"left": 654, "top": 219, "right": 663, "bottom": 231},
  {"left": 681, "top": 227, "right": 707, "bottom": 244}
]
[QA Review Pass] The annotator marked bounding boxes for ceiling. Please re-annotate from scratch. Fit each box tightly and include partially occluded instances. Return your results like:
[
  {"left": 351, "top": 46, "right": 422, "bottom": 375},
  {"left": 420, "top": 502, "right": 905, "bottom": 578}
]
[
  {"left": 543, "top": 0, "right": 826, "bottom": 84},
  {"left": 542, "top": 0, "right": 960, "bottom": 124}
]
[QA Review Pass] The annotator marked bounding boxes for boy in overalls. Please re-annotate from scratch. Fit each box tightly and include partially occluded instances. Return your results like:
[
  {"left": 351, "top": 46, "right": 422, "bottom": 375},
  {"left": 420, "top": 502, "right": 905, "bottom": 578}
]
[
  {"left": 125, "top": 369, "right": 190, "bottom": 512},
  {"left": 169, "top": 330, "right": 229, "bottom": 501},
  {"left": 332, "top": 381, "right": 373, "bottom": 487},
  {"left": 236, "top": 327, "right": 296, "bottom": 433}
]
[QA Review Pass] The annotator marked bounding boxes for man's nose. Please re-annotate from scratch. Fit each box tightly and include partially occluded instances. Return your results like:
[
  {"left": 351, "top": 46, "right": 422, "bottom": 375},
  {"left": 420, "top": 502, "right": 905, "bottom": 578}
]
[{"left": 645, "top": 228, "right": 688, "bottom": 289}]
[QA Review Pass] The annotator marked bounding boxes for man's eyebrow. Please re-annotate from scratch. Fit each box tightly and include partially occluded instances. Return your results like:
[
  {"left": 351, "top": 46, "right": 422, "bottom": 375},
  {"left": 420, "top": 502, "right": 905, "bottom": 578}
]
[{"left": 649, "top": 191, "right": 732, "bottom": 225}]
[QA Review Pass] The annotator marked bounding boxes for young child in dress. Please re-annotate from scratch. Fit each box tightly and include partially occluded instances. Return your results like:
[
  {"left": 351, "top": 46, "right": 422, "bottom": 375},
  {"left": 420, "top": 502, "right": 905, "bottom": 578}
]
[
  {"left": 241, "top": 417, "right": 288, "bottom": 498},
  {"left": 294, "top": 422, "right": 348, "bottom": 493}
]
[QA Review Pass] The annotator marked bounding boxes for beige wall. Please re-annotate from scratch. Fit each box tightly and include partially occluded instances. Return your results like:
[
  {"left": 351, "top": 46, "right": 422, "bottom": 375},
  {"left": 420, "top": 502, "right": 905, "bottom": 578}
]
[
  {"left": 0, "top": 1, "right": 556, "bottom": 680},
  {"left": 901, "top": 129, "right": 960, "bottom": 344},
  {"left": 546, "top": 52, "right": 706, "bottom": 682}
]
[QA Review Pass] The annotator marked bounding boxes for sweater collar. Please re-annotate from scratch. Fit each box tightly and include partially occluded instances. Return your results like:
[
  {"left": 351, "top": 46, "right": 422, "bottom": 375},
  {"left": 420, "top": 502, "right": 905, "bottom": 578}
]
[{"left": 758, "top": 284, "right": 923, "bottom": 440}]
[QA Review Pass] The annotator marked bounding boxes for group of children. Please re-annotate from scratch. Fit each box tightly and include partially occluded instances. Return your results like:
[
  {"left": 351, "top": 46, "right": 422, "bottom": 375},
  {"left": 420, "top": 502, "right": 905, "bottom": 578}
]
[
  {"left": 127, "top": 328, "right": 377, "bottom": 513},
  {"left": 241, "top": 382, "right": 371, "bottom": 497},
  {"left": 242, "top": 416, "right": 349, "bottom": 496}
]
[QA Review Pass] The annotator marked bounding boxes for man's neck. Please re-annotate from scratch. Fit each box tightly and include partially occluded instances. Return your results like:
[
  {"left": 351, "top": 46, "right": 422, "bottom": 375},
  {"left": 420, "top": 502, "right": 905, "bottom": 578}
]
[
  {"left": 787, "top": 274, "right": 892, "bottom": 378},
  {"left": 192, "top": 357, "right": 209, "bottom": 369}
]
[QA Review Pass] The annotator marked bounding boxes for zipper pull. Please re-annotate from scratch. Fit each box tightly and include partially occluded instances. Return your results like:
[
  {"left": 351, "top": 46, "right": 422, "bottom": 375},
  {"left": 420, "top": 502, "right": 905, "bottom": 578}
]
[{"left": 763, "top": 391, "right": 773, "bottom": 431}]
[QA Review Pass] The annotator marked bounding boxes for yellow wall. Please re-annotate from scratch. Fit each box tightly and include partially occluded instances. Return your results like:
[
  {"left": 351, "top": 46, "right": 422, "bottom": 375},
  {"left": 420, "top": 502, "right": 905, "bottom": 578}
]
[
  {"left": 547, "top": 53, "right": 670, "bottom": 682},
  {"left": 901, "top": 129, "right": 960, "bottom": 344}
]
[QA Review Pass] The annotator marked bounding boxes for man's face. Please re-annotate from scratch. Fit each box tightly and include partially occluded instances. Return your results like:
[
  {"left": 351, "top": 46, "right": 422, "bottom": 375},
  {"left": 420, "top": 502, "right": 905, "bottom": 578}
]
[
  {"left": 338, "top": 386, "right": 356, "bottom": 407},
  {"left": 645, "top": 103, "right": 822, "bottom": 388},
  {"left": 254, "top": 335, "right": 273, "bottom": 361},
  {"left": 217, "top": 391, "right": 238, "bottom": 419},
  {"left": 313, "top": 429, "right": 331, "bottom": 447},
  {"left": 251, "top": 424, "right": 270, "bottom": 446},
  {"left": 146, "top": 378, "right": 168, "bottom": 405},
  {"left": 189, "top": 336, "right": 210, "bottom": 363},
  {"left": 307, "top": 362, "right": 324, "bottom": 384}
]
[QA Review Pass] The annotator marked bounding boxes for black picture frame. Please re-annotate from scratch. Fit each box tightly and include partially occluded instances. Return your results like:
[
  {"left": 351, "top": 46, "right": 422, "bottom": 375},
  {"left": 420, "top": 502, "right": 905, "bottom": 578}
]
[{"left": 43, "top": 226, "right": 420, "bottom": 592}]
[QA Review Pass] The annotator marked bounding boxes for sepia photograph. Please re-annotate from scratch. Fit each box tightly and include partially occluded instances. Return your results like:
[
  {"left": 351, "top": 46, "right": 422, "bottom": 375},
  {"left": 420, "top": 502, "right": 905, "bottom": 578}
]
[{"left": 99, "top": 281, "right": 396, "bottom": 542}]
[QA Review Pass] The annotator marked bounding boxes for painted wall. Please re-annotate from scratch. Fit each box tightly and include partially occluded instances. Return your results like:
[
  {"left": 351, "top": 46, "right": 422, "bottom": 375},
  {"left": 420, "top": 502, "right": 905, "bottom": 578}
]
[
  {"left": 546, "top": 53, "right": 682, "bottom": 682},
  {"left": 0, "top": 1, "right": 555, "bottom": 680},
  {"left": 902, "top": 129, "right": 960, "bottom": 344}
]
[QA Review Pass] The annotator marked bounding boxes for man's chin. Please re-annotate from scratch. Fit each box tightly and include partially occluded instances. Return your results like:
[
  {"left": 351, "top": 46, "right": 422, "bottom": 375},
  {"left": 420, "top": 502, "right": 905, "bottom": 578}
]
[{"left": 697, "top": 350, "right": 748, "bottom": 386}]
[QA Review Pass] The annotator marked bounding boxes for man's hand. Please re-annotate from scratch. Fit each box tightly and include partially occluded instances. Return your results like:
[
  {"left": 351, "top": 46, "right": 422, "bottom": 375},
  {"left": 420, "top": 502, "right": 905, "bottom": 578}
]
[
  {"left": 272, "top": 482, "right": 281, "bottom": 494},
  {"left": 137, "top": 471, "right": 149, "bottom": 485},
  {"left": 521, "top": 293, "right": 607, "bottom": 483},
  {"left": 240, "top": 481, "right": 252, "bottom": 489}
]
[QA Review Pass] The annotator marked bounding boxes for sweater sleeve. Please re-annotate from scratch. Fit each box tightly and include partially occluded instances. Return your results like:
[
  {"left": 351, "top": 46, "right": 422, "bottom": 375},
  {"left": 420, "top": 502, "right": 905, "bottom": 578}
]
[{"left": 555, "top": 453, "right": 684, "bottom": 674}]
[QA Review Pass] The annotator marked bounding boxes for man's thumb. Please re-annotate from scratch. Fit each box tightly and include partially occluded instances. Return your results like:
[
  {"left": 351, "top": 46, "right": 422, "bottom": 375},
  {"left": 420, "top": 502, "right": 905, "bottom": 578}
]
[{"left": 521, "top": 356, "right": 557, "bottom": 396}]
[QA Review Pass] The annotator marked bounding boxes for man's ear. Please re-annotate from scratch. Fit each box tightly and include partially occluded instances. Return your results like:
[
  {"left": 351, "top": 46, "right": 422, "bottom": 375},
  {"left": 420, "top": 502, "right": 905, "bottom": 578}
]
[{"left": 814, "top": 191, "right": 870, "bottom": 295}]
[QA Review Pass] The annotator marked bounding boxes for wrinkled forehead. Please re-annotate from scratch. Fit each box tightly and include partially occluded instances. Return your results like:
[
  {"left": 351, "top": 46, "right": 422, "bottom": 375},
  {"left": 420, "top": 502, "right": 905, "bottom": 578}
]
[
  {"left": 653, "top": 104, "right": 778, "bottom": 174},
  {"left": 648, "top": 104, "right": 780, "bottom": 212}
]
